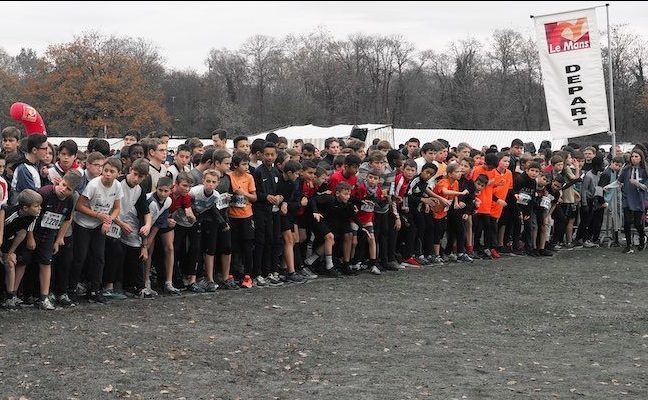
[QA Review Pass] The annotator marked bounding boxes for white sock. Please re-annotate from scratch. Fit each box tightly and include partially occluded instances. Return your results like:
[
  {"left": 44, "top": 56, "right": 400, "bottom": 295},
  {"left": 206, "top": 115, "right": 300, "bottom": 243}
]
[
  {"left": 305, "top": 253, "right": 320, "bottom": 265},
  {"left": 325, "top": 256, "right": 334, "bottom": 270}
]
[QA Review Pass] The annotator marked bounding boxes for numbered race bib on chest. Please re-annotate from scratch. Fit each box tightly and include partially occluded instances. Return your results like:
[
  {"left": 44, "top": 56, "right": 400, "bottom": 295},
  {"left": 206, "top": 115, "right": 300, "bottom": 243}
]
[
  {"left": 517, "top": 193, "right": 532, "bottom": 205},
  {"left": 107, "top": 223, "right": 122, "bottom": 239},
  {"left": 41, "top": 211, "right": 64, "bottom": 230},
  {"left": 360, "top": 201, "right": 375, "bottom": 213},
  {"left": 216, "top": 193, "right": 232, "bottom": 210},
  {"left": 540, "top": 195, "right": 553, "bottom": 210},
  {"left": 231, "top": 194, "right": 247, "bottom": 208}
]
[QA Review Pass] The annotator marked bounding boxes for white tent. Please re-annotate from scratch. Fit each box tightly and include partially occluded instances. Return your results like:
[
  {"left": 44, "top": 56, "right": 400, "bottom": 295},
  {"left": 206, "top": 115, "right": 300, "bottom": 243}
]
[
  {"left": 250, "top": 125, "right": 567, "bottom": 151},
  {"left": 46, "top": 137, "right": 212, "bottom": 152},
  {"left": 46, "top": 137, "right": 125, "bottom": 152},
  {"left": 393, "top": 129, "right": 567, "bottom": 151},
  {"left": 250, "top": 124, "right": 394, "bottom": 149}
]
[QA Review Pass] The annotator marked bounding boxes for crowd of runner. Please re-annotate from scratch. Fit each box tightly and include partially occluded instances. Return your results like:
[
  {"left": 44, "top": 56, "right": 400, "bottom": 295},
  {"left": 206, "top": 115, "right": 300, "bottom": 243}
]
[{"left": 1, "top": 126, "right": 646, "bottom": 310}]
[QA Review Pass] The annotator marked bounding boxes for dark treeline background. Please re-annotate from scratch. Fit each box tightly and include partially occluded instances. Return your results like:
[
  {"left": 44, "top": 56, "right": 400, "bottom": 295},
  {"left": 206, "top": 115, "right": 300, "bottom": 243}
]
[{"left": 0, "top": 27, "right": 646, "bottom": 143}]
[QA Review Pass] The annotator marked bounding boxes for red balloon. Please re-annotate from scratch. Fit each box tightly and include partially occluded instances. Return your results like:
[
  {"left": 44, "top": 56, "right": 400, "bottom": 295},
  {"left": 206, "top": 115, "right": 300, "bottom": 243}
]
[{"left": 9, "top": 102, "right": 47, "bottom": 136}]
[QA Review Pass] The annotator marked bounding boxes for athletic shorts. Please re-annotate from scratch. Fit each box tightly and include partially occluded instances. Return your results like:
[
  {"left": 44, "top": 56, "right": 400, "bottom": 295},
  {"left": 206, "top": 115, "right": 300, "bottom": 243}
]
[
  {"left": 34, "top": 230, "right": 57, "bottom": 265},
  {"left": 199, "top": 220, "right": 218, "bottom": 256},
  {"left": 214, "top": 226, "right": 232, "bottom": 255},
  {"left": 560, "top": 203, "right": 578, "bottom": 219},
  {"left": 280, "top": 215, "right": 294, "bottom": 233}
]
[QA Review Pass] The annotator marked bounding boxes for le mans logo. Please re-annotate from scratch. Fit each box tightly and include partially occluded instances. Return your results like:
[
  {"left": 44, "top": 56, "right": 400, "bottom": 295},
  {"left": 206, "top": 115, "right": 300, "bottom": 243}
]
[{"left": 545, "top": 17, "right": 591, "bottom": 54}]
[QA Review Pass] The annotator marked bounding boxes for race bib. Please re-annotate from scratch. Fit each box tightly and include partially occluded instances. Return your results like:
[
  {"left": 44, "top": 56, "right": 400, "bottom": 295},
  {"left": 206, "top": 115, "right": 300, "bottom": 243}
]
[
  {"left": 517, "top": 193, "right": 532, "bottom": 205},
  {"left": 92, "top": 204, "right": 111, "bottom": 215},
  {"left": 360, "top": 201, "right": 374, "bottom": 213},
  {"left": 41, "top": 211, "right": 64, "bottom": 230},
  {"left": 540, "top": 195, "right": 553, "bottom": 210},
  {"left": 216, "top": 193, "right": 232, "bottom": 210},
  {"left": 107, "top": 223, "right": 122, "bottom": 239},
  {"left": 231, "top": 194, "right": 247, "bottom": 208}
]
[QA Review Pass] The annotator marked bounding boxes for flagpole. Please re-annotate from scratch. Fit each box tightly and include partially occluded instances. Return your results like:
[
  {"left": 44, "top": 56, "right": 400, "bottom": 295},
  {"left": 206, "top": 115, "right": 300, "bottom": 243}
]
[{"left": 606, "top": 3, "right": 616, "bottom": 154}]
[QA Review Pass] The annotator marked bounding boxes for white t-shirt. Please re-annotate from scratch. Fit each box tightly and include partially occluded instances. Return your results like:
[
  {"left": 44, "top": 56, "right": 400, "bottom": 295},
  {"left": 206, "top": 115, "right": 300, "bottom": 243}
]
[
  {"left": 118, "top": 178, "right": 148, "bottom": 247},
  {"left": 190, "top": 186, "right": 220, "bottom": 215},
  {"left": 415, "top": 157, "right": 426, "bottom": 174},
  {"left": 148, "top": 163, "right": 168, "bottom": 193},
  {"left": 167, "top": 164, "right": 191, "bottom": 183},
  {"left": 146, "top": 192, "right": 172, "bottom": 225},
  {"left": 74, "top": 177, "right": 124, "bottom": 229}
]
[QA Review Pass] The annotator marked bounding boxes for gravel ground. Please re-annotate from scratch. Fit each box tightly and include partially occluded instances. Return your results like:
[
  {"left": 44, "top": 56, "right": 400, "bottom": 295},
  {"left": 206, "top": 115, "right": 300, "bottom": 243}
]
[{"left": 1, "top": 247, "right": 647, "bottom": 399}]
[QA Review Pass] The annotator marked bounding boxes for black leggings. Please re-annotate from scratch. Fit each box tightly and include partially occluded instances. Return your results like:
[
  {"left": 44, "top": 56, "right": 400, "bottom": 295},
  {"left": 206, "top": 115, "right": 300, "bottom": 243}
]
[
  {"left": 373, "top": 212, "right": 390, "bottom": 263},
  {"left": 623, "top": 208, "right": 645, "bottom": 246},
  {"left": 52, "top": 236, "right": 73, "bottom": 296},
  {"left": 414, "top": 211, "right": 435, "bottom": 257},
  {"left": 70, "top": 223, "right": 106, "bottom": 293},
  {"left": 122, "top": 244, "right": 145, "bottom": 292},
  {"left": 432, "top": 217, "right": 447, "bottom": 245},
  {"left": 103, "top": 237, "right": 124, "bottom": 285},
  {"left": 473, "top": 214, "right": 495, "bottom": 250},
  {"left": 446, "top": 210, "right": 465, "bottom": 253},
  {"left": 230, "top": 217, "right": 255, "bottom": 276}
]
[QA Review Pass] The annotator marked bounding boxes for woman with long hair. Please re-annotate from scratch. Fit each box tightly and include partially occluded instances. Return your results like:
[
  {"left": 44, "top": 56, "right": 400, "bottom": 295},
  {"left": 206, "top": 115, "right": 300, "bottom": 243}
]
[{"left": 607, "top": 148, "right": 648, "bottom": 253}]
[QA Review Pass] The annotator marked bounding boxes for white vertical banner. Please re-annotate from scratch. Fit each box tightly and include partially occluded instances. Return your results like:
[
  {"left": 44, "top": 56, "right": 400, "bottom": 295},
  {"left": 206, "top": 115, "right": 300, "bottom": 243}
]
[{"left": 535, "top": 8, "right": 610, "bottom": 138}]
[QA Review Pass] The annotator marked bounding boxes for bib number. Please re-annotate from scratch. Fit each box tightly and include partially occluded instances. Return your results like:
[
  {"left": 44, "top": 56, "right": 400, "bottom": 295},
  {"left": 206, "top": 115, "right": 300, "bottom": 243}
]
[
  {"left": 232, "top": 194, "right": 247, "bottom": 208},
  {"left": 41, "top": 211, "right": 64, "bottom": 230},
  {"left": 107, "top": 223, "right": 122, "bottom": 239},
  {"left": 540, "top": 195, "right": 553, "bottom": 210},
  {"left": 517, "top": 193, "right": 532, "bottom": 205},
  {"left": 217, "top": 193, "right": 232, "bottom": 210},
  {"left": 361, "top": 201, "right": 374, "bottom": 213}
]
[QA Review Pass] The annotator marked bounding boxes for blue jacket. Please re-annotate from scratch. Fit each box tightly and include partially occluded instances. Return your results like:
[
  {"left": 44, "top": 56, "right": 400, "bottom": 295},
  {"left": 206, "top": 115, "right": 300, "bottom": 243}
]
[{"left": 618, "top": 166, "right": 648, "bottom": 212}]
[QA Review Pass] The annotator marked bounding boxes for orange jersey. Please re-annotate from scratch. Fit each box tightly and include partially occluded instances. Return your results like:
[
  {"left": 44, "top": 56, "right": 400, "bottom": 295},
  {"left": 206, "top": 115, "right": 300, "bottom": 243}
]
[
  {"left": 472, "top": 165, "right": 494, "bottom": 215},
  {"left": 229, "top": 172, "right": 256, "bottom": 219},
  {"left": 432, "top": 178, "right": 458, "bottom": 219},
  {"left": 490, "top": 168, "right": 513, "bottom": 219}
]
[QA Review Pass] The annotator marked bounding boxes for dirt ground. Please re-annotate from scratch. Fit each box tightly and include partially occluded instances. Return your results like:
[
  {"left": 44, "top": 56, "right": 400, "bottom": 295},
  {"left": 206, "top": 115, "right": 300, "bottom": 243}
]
[{"left": 1, "top": 247, "right": 647, "bottom": 399}]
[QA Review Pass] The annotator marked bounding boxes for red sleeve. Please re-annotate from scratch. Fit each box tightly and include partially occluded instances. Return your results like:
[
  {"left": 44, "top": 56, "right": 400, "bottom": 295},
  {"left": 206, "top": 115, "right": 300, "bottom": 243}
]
[
  {"left": 182, "top": 194, "right": 192, "bottom": 208},
  {"left": 353, "top": 183, "right": 367, "bottom": 200},
  {"left": 328, "top": 173, "right": 342, "bottom": 192},
  {"left": 376, "top": 185, "right": 384, "bottom": 199}
]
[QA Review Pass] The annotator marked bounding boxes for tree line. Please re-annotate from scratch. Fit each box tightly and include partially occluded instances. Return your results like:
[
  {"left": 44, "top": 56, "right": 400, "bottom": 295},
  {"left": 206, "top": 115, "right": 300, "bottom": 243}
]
[{"left": 0, "top": 27, "right": 645, "bottom": 143}]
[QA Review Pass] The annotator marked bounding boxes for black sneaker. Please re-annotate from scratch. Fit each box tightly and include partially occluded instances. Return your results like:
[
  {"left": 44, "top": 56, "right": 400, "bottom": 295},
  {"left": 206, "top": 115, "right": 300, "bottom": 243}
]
[
  {"left": 56, "top": 294, "right": 76, "bottom": 307},
  {"left": 221, "top": 278, "right": 240, "bottom": 290},
  {"left": 526, "top": 249, "right": 540, "bottom": 257},
  {"left": 88, "top": 292, "right": 110, "bottom": 304},
  {"left": 498, "top": 246, "right": 513, "bottom": 254},
  {"left": 187, "top": 282, "right": 205, "bottom": 293},
  {"left": 538, "top": 249, "right": 553, "bottom": 256},
  {"left": 321, "top": 267, "right": 341, "bottom": 278},
  {"left": 285, "top": 272, "right": 306, "bottom": 284},
  {"left": 338, "top": 264, "right": 357, "bottom": 276},
  {"left": 623, "top": 246, "right": 635, "bottom": 254},
  {"left": 383, "top": 261, "right": 401, "bottom": 271},
  {"left": 638, "top": 241, "right": 645, "bottom": 252}
]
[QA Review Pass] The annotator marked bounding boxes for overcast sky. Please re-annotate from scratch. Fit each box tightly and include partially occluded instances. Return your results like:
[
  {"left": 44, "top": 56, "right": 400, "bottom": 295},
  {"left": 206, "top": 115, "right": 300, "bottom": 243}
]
[{"left": 2, "top": 1, "right": 646, "bottom": 73}]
